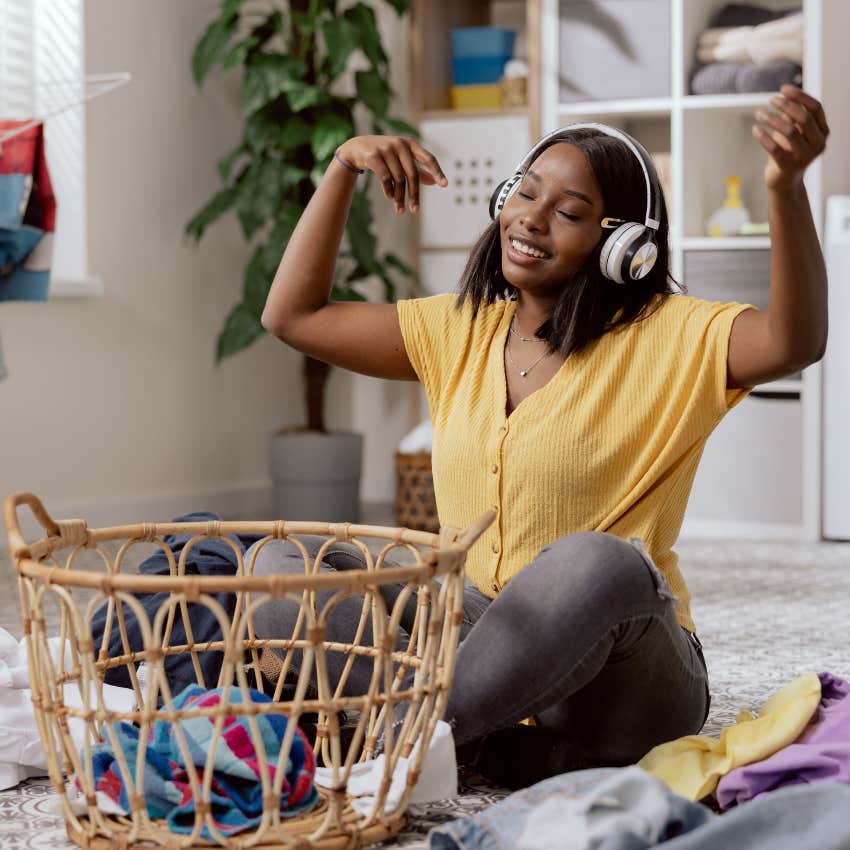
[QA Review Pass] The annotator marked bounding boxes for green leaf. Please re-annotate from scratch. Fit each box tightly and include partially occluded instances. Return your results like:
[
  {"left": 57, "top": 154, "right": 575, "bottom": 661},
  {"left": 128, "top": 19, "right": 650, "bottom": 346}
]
[
  {"left": 245, "top": 107, "right": 281, "bottom": 154},
  {"left": 217, "top": 143, "right": 247, "bottom": 181},
  {"left": 241, "top": 54, "right": 304, "bottom": 116},
  {"left": 216, "top": 302, "right": 265, "bottom": 363},
  {"left": 269, "top": 203, "right": 303, "bottom": 249},
  {"left": 355, "top": 69, "right": 391, "bottom": 118},
  {"left": 383, "top": 0, "right": 411, "bottom": 13},
  {"left": 319, "top": 17, "right": 359, "bottom": 78},
  {"left": 384, "top": 251, "right": 413, "bottom": 277},
  {"left": 285, "top": 82, "right": 327, "bottom": 113},
  {"left": 291, "top": 11, "right": 318, "bottom": 34},
  {"left": 243, "top": 245, "right": 274, "bottom": 310},
  {"left": 345, "top": 4, "right": 387, "bottom": 69},
  {"left": 346, "top": 189, "right": 380, "bottom": 275},
  {"left": 222, "top": 35, "right": 260, "bottom": 70},
  {"left": 185, "top": 185, "right": 239, "bottom": 241},
  {"left": 280, "top": 116, "right": 313, "bottom": 151},
  {"left": 379, "top": 117, "right": 419, "bottom": 137},
  {"left": 192, "top": 8, "right": 239, "bottom": 86},
  {"left": 235, "top": 157, "right": 283, "bottom": 238},
  {"left": 311, "top": 113, "right": 354, "bottom": 162},
  {"left": 332, "top": 285, "right": 368, "bottom": 302}
]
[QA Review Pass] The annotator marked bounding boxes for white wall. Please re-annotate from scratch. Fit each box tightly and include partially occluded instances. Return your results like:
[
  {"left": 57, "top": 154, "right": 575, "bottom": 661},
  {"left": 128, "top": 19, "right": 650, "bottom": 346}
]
[{"left": 0, "top": 0, "right": 415, "bottom": 539}]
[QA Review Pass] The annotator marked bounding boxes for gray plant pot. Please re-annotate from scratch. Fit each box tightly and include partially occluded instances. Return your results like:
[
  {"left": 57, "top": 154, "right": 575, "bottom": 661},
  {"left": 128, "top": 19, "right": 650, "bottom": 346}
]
[{"left": 270, "top": 430, "right": 363, "bottom": 522}]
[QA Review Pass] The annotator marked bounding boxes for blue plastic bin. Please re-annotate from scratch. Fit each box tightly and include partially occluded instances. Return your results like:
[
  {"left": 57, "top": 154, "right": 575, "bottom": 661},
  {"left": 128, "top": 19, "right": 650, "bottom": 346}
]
[
  {"left": 451, "top": 27, "right": 516, "bottom": 59},
  {"left": 452, "top": 55, "right": 512, "bottom": 85}
]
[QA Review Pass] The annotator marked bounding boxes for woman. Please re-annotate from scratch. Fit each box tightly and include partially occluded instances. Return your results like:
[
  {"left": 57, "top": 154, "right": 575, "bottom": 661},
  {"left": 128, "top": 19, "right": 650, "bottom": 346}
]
[{"left": 256, "top": 85, "right": 829, "bottom": 788}]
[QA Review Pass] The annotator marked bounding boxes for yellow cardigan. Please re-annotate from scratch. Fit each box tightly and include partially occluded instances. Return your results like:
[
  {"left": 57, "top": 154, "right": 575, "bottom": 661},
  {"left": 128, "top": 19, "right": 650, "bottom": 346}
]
[{"left": 397, "top": 292, "right": 753, "bottom": 632}]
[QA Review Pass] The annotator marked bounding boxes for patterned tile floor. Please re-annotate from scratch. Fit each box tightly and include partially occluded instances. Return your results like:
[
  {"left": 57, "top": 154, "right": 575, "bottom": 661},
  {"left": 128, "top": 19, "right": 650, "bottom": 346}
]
[{"left": 2, "top": 529, "right": 849, "bottom": 849}]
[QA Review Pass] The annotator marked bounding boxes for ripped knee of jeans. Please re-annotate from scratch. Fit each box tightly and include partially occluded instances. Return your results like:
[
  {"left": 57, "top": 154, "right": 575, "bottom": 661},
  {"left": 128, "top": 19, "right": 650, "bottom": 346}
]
[{"left": 628, "top": 537, "right": 678, "bottom": 606}]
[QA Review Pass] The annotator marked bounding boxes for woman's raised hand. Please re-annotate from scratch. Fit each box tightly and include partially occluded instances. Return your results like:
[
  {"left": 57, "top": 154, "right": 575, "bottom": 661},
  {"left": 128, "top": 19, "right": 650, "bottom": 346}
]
[
  {"left": 335, "top": 135, "right": 448, "bottom": 214},
  {"left": 753, "top": 85, "right": 829, "bottom": 193}
]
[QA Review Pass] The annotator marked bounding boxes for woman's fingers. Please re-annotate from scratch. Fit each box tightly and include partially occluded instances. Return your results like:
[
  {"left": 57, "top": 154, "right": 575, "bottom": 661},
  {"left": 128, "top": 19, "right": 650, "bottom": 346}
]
[
  {"left": 396, "top": 143, "right": 421, "bottom": 212},
  {"left": 754, "top": 107, "right": 802, "bottom": 154},
  {"left": 365, "top": 150, "right": 399, "bottom": 203},
  {"left": 338, "top": 136, "right": 448, "bottom": 213},
  {"left": 409, "top": 139, "right": 449, "bottom": 187},
  {"left": 769, "top": 91, "right": 828, "bottom": 152},
  {"left": 780, "top": 85, "right": 830, "bottom": 137},
  {"left": 381, "top": 147, "right": 409, "bottom": 212}
]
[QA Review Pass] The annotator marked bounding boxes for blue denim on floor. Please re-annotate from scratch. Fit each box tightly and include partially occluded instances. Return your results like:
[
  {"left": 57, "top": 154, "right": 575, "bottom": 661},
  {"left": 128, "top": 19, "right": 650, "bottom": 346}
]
[
  {"left": 248, "top": 531, "right": 708, "bottom": 767},
  {"left": 429, "top": 765, "right": 713, "bottom": 850},
  {"left": 662, "top": 782, "right": 850, "bottom": 850},
  {"left": 429, "top": 767, "right": 850, "bottom": 850}
]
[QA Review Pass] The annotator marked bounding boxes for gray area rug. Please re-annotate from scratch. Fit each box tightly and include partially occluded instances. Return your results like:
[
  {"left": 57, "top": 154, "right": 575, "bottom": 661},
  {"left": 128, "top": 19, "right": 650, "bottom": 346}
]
[{"left": 1, "top": 537, "right": 849, "bottom": 849}]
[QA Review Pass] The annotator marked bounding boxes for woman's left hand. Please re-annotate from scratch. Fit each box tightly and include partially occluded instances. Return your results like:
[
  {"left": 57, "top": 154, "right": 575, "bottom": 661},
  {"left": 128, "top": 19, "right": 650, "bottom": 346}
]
[{"left": 753, "top": 85, "right": 829, "bottom": 192}]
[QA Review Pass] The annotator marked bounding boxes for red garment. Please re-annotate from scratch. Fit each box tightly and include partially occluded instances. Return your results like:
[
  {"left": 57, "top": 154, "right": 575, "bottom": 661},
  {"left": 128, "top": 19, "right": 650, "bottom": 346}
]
[{"left": 0, "top": 120, "right": 56, "bottom": 232}]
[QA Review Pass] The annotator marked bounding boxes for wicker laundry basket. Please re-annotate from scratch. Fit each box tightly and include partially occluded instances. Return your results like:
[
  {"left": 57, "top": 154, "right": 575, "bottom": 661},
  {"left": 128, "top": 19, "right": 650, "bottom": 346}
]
[{"left": 3, "top": 492, "right": 494, "bottom": 850}]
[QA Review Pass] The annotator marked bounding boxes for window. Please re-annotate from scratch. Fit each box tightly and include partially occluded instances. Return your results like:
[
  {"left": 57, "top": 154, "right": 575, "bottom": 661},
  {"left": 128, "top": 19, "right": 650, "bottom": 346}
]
[{"left": 0, "top": 0, "right": 98, "bottom": 296}]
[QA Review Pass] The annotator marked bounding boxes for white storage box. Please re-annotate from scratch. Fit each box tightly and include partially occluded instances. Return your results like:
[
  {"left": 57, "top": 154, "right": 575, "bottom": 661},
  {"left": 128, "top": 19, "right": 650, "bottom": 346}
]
[{"left": 419, "top": 115, "right": 530, "bottom": 249}]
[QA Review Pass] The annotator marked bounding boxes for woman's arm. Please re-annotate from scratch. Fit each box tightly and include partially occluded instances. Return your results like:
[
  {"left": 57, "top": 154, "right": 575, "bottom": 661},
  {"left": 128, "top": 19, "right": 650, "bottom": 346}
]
[
  {"left": 726, "top": 85, "right": 830, "bottom": 389},
  {"left": 261, "top": 135, "right": 448, "bottom": 381}
]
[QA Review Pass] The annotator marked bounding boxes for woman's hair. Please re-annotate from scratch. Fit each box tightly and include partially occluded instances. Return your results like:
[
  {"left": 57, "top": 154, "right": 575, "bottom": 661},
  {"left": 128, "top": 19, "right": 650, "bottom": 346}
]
[{"left": 455, "top": 128, "right": 682, "bottom": 357}]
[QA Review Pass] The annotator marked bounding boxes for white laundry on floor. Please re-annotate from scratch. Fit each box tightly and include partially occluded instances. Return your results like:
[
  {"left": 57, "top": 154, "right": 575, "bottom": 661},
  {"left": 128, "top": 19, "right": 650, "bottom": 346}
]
[
  {"left": 0, "top": 626, "right": 136, "bottom": 790},
  {"left": 314, "top": 719, "right": 457, "bottom": 816}
]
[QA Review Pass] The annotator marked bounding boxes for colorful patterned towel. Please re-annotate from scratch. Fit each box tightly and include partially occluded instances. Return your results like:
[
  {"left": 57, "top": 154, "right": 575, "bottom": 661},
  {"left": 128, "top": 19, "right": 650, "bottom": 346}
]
[{"left": 83, "top": 685, "right": 318, "bottom": 837}]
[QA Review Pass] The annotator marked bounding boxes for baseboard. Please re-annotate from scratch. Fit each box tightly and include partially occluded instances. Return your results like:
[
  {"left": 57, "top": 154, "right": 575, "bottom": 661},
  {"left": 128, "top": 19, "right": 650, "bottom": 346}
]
[{"left": 679, "top": 517, "right": 814, "bottom": 541}]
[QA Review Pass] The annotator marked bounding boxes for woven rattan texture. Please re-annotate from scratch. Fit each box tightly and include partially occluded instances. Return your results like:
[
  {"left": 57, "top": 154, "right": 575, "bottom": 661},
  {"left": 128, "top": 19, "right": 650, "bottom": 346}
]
[{"left": 3, "top": 493, "right": 495, "bottom": 850}]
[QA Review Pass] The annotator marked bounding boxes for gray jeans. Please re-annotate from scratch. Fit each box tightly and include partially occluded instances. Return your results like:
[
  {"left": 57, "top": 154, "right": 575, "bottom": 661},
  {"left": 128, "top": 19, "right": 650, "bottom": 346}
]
[{"left": 248, "top": 531, "right": 709, "bottom": 766}]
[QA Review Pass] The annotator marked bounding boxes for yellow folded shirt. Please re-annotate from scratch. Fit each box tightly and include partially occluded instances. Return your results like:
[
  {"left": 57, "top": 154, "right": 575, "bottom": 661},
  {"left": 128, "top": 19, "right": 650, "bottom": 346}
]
[{"left": 637, "top": 672, "right": 821, "bottom": 800}]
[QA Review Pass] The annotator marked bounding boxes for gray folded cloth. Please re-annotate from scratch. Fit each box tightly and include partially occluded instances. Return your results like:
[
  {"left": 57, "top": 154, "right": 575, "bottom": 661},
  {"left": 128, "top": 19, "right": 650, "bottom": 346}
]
[
  {"left": 736, "top": 59, "right": 802, "bottom": 92},
  {"left": 690, "top": 59, "right": 802, "bottom": 95}
]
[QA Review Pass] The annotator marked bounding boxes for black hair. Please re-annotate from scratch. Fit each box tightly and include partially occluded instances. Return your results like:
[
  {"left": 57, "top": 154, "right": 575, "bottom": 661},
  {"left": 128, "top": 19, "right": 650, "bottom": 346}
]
[{"left": 455, "top": 128, "right": 682, "bottom": 357}]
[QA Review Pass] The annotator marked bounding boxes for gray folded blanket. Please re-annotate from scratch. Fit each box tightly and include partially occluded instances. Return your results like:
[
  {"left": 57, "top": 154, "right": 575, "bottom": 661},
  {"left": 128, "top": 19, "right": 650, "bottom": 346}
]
[{"left": 691, "top": 59, "right": 802, "bottom": 95}]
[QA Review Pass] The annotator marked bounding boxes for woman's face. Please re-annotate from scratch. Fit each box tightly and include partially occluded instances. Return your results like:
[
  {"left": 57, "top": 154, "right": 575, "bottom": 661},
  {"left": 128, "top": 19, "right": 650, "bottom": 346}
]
[{"left": 499, "top": 142, "right": 606, "bottom": 299}]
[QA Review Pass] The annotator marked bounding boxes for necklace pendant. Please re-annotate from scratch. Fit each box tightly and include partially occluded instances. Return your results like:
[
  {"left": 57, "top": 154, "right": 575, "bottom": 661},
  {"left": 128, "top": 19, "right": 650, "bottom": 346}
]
[{"left": 520, "top": 370, "right": 528, "bottom": 377}]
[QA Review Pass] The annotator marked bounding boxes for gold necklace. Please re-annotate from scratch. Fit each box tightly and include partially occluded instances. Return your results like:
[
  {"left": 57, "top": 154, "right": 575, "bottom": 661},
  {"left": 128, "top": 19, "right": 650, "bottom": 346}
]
[{"left": 506, "top": 336, "right": 552, "bottom": 378}]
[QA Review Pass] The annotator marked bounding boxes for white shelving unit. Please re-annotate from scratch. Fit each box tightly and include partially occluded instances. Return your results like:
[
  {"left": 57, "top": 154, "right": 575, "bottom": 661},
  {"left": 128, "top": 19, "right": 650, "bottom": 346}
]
[{"left": 411, "top": 0, "right": 850, "bottom": 540}]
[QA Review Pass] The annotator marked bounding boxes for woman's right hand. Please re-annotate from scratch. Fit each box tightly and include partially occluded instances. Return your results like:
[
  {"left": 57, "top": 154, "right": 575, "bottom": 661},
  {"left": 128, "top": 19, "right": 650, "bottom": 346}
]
[{"left": 335, "top": 135, "right": 448, "bottom": 214}]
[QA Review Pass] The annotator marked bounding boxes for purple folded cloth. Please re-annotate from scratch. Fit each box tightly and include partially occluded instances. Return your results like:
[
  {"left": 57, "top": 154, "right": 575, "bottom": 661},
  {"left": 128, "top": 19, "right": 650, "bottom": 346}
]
[{"left": 716, "top": 672, "right": 850, "bottom": 809}]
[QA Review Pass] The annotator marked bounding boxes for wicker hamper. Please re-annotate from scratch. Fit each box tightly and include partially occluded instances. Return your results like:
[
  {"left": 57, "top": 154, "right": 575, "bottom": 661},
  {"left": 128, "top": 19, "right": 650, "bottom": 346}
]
[
  {"left": 3, "top": 492, "right": 494, "bottom": 850},
  {"left": 394, "top": 453, "right": 439, "bottom": 534}
]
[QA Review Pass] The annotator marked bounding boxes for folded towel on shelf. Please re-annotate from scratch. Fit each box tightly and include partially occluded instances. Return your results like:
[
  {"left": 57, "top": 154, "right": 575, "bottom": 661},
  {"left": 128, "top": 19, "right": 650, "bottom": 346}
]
[
  {"left": 691, "top": 59, "right": 802, "bottom": 96},
  {"left": 698, "top": 12, "right": 803, "bottom": 62}
]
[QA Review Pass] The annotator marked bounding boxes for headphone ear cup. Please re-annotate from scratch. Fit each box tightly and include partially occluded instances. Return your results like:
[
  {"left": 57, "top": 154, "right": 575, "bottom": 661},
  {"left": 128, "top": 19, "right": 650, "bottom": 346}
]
[
  {"left": 599, "top": 222, "right": 657, "bottom": 284},
  {"left": 490, "top": 174, "right": 521, "bottom": 220},
  {"left": 489, "top": 179, "right": 509, "bottom": 220}
]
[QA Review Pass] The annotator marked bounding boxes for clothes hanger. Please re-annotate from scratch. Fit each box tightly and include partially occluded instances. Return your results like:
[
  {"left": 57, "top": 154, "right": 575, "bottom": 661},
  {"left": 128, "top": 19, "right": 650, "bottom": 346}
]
[{"left": 0, "top": 72, "right": 131, "bottom": 147}]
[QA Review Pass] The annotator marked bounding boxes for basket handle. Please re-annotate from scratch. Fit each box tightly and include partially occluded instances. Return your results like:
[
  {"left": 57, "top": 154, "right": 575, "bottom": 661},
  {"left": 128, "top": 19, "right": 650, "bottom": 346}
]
[{"left": 3, "top": 492, "right": 61, "bottom": 560}]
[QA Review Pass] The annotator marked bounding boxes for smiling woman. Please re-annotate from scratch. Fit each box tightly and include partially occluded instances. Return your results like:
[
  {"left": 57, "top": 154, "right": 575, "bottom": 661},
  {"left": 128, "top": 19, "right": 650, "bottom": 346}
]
[{"left": 257, "top": 94, "right": 830, "bottom": 788}]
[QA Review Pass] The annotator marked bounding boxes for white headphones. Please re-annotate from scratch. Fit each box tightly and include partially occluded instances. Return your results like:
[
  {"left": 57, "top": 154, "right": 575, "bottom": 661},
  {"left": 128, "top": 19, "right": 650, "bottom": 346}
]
[{"left": 489, "top": 123, "right": 662, "bottom": 285}]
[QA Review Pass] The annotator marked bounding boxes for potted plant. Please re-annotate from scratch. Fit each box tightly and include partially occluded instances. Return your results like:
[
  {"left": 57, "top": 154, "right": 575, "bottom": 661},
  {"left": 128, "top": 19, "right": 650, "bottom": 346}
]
[{"left": 186, "top": 0, "right": 415, "bottom": 522}]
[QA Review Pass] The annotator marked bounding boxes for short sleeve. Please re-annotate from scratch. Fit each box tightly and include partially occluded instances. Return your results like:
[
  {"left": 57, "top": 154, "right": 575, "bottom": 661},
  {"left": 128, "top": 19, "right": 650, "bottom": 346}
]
[
  {"left": 396, "top": 294, "right": 462, "bottom": 417},
  {"left": 681, "top": 297, "right": 758, "bottom": 419}
]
